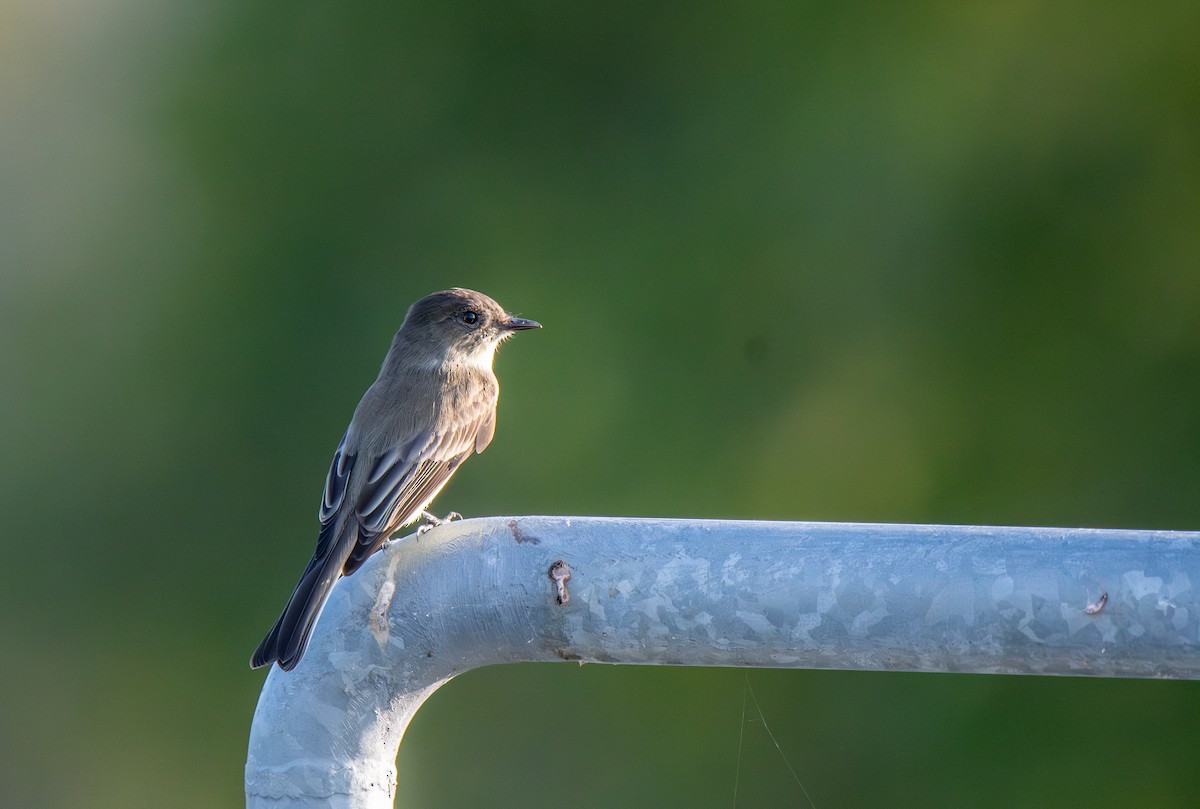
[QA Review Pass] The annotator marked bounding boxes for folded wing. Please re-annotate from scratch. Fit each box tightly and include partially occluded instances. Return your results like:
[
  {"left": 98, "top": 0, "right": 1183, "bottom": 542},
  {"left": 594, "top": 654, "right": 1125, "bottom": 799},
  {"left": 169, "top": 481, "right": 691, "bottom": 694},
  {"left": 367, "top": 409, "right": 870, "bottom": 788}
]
[{"left": 344, "top": 401, "right": 494, "bottom": 573}]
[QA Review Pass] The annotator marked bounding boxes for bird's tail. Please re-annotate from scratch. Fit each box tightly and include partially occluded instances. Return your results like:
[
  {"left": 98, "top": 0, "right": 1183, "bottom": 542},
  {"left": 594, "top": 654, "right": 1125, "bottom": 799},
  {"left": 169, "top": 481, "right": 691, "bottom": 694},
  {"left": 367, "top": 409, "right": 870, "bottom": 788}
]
[{"left": 250, "top": 520, "right": 351, "bottom": 671}]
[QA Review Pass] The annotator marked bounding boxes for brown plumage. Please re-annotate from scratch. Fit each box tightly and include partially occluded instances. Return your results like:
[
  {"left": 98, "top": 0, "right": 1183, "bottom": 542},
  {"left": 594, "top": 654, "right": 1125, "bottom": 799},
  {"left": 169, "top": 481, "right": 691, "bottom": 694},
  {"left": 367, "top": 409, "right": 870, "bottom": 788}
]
[{"left": 251, "top": 288, "right": 540, "bottom": 671}]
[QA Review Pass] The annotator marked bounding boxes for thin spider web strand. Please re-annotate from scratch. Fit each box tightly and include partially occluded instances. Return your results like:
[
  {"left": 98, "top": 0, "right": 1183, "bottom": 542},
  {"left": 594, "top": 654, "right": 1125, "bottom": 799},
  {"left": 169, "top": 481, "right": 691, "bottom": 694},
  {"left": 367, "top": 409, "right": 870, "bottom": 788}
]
[
  {"left": 732, "top": 675, "right": 748, "bottom": 807},
  {"left": 746, "top": 678, "right": 818, "bottom": 809}
]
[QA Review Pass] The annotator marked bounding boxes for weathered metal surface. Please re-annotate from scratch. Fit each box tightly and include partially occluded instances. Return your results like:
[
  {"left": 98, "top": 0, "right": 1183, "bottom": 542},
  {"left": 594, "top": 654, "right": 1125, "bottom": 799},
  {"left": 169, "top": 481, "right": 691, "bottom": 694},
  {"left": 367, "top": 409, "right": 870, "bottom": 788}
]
[{"left": 246, "top": 516, "right": 1200, "bottom": 807}]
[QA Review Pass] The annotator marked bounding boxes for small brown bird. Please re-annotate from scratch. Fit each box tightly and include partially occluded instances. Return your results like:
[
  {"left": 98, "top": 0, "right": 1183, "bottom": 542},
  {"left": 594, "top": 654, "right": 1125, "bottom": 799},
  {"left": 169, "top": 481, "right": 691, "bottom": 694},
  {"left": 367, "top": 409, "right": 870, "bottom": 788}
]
[{"left": 251, "top": 288, "right": 540, "bottom": 671}]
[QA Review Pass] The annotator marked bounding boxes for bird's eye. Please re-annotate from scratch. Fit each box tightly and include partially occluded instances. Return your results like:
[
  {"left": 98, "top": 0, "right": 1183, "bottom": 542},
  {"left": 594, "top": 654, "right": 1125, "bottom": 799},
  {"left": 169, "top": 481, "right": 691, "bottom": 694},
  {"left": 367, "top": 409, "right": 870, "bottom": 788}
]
[{"left": 460, "top": 310, "right": 479, "bottom": 325}]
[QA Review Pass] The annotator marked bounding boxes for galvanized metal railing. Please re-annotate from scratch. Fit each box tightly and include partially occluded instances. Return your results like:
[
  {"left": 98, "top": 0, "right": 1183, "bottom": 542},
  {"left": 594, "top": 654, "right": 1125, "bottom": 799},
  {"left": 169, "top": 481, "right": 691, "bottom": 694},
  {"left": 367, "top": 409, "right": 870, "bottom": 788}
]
[{"left": 245, "top": 516, "right": 1200, "bottom": 808}]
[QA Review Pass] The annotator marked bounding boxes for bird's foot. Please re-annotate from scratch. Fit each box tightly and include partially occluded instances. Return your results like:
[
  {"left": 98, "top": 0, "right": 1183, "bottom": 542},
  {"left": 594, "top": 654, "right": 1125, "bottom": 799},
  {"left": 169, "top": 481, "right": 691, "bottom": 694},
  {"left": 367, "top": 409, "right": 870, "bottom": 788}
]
[
  {"left": 420, "top": 509, "right": 463, "bottom": 527},
  {"left": 417, "top": 510, "right": 462, "bottom": 536}
]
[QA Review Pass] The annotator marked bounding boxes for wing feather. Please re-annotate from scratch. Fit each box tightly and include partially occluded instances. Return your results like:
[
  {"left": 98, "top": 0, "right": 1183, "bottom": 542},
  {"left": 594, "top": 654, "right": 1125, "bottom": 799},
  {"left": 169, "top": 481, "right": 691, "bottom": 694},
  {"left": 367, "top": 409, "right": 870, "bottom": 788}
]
[
  {"left": 317, "top": 432, "right": 355, "bottom": 524},
  {"left": 475, "top": 409, "right": 496, "bottom": 453},
  {"left": 344, "top": 400, "right": 494, "bottom": 574}
]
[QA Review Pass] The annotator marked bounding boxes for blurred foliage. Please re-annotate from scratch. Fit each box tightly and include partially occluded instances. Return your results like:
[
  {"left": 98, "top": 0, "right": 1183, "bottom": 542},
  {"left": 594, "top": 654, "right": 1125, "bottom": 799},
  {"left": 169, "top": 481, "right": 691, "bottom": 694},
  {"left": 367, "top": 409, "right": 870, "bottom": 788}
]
[{"left": 2, "top": 0, "right": 1199, "bottom": 806}]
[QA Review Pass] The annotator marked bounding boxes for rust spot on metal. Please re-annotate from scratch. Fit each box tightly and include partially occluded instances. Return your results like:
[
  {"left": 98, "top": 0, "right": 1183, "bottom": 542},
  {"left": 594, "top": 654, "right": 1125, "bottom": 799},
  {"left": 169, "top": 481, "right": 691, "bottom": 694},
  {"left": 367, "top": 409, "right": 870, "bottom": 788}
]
[
  {"left": 549, "top": 560, "right": 572, "bottom": 605},
  {"left": 509, "top": 519, "right": 541, "bottom": 544},
  {"left": 1085, "top": 591, "right": 1108, "bottom": 615}
]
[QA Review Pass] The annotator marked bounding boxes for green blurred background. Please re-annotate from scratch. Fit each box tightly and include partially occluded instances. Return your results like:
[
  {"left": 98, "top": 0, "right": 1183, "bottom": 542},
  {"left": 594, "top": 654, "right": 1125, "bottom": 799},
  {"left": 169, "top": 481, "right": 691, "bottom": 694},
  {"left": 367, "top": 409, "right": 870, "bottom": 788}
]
[{"left": 3, "top": 1, "right": 1199, "bottom": 806}]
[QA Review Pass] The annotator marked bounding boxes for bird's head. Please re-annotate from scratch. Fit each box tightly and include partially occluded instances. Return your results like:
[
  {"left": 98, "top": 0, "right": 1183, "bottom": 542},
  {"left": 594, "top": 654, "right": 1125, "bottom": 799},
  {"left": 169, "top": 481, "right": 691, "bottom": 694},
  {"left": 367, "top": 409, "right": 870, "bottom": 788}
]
[{"left": 401, "top": 288, "right": 540, "bottom": 365}]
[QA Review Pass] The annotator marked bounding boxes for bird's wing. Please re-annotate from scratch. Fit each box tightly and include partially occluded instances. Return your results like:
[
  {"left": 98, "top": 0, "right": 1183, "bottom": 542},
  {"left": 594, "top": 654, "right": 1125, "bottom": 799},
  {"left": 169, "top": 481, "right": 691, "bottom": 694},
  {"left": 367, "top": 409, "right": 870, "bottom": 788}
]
[{"left": 344, "top": 400, "right": 495, "bottom": 573}]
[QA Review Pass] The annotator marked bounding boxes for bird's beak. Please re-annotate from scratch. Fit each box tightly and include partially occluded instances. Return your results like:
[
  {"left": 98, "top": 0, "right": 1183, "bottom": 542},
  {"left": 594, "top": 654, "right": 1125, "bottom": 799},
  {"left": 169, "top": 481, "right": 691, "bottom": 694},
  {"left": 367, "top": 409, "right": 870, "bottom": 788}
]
[{"left": 502, "top": 316, "right": 542, "bottom": 331}]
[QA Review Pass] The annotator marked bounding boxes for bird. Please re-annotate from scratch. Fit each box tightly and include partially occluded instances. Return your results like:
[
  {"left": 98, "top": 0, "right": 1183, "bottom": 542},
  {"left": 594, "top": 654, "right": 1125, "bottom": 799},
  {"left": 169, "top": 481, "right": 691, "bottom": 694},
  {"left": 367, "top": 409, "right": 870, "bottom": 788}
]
[{"left": 250, "top": 288, "right": 540, "bottom": 671}]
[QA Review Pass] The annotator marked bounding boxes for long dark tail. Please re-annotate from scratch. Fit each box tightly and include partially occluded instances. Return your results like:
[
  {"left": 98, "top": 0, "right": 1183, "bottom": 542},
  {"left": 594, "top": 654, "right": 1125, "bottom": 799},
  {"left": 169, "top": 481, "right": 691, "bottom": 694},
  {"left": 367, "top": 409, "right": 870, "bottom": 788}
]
[{"left": 250, "top": 519, "right": 351, "bottom": 671}]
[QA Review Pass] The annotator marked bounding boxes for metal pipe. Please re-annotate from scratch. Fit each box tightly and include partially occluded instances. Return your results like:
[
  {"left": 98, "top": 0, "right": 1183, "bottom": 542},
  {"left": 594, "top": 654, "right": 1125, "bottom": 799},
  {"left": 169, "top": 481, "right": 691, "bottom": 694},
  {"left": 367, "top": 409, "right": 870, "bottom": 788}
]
[{"left": 246, "top": 516, "right": 1200, "bottom": 808}]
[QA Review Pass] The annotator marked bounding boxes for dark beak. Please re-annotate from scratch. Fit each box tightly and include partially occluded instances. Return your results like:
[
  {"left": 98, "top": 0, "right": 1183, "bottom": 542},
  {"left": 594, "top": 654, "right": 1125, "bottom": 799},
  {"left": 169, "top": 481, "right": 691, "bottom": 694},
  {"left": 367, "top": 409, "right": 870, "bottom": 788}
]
[{"left": 503, "top": 316, "right": 542, "bottom": 331}]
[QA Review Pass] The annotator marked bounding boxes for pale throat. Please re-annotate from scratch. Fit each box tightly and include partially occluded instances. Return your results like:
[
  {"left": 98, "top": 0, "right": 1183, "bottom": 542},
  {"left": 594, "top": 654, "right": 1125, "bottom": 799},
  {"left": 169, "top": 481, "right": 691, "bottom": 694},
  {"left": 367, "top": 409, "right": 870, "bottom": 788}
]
[
  {"left": 406, "top": 340, "right": 499, "bottom": 373},
  {"left": 447, "top": 340, "right": 499, "bottom": 372}
]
